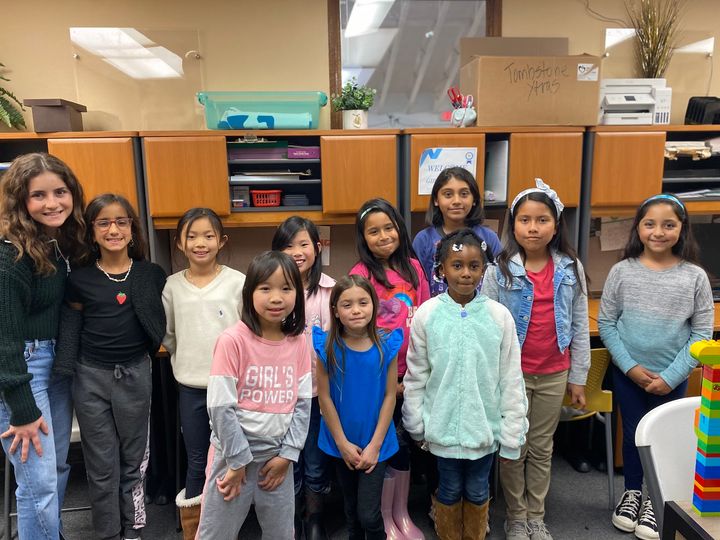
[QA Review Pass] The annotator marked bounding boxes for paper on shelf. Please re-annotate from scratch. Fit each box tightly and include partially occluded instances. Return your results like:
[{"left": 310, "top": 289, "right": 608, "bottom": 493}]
[
  {"left": 600, "top": 217, "right": 633, "bottom": 252},
  {"left": 417, "top": 147, "right": 478, "bottom": 195}
]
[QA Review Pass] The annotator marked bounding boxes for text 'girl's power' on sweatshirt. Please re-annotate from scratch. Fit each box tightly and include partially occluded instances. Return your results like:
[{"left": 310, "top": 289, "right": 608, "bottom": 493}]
[{"left": 207, "top": 321, "right": 312, "bottom": 469}]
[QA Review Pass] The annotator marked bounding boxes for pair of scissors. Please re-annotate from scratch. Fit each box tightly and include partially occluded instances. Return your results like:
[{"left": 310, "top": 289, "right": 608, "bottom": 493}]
[
  {"left": 447, "top": 87, "right": 463, "bottom": 109},
  {"left": 463, "top": 95, "right": 473, "bottom": 108}
]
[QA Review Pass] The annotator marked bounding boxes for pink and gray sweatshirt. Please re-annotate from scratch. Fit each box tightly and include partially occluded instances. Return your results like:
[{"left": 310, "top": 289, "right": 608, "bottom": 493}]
[{"left": 206, "top": 321, "right": 312, "bottom": 469}]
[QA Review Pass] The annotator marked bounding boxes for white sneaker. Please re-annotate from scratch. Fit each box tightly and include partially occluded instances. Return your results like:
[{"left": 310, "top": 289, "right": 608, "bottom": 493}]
[
  {"left": 635, "top": 499, "right": 659, "bottom": 540},
  {"left": 527, "top": 519, "right": 553, "bottom": 540},
  {"left": 505, "top": 519, "right": 531, "bottom": 540},
  {"left": 612, "top": 489, "right": 642, "bottom": 532}
]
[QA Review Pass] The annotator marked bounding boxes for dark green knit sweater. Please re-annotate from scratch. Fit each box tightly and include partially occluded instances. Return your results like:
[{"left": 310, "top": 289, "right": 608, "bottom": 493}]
[{"left": 0, "top": 240, "right": 66, "bottom": 425}]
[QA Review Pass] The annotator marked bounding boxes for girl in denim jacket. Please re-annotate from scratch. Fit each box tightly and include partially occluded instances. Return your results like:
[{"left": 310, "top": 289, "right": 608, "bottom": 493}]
[{"left": 481, "top": 179, "right": 590, "bottom": 540}]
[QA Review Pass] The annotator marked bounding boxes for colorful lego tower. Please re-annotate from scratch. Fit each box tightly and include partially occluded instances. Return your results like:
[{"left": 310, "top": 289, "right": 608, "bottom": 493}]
[{"left": 691, "top": 339, "right": 720, "bottom": 516}]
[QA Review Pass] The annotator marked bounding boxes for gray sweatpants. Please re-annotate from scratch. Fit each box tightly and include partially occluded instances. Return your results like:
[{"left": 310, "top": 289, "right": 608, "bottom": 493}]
[
  {"left": 73, "top": 357, "right": 152, "bottom": 540},
  {"left": 197, "top": 446, "right": 295, "bottom": 540}
]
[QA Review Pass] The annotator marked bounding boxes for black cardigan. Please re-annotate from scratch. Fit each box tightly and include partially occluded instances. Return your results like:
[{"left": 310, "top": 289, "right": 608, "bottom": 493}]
[{"left": 55, "top": 260, "right": 167, "bottom": 375}]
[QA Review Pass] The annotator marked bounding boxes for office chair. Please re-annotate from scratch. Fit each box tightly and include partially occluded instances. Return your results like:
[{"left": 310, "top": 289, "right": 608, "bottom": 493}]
[{"left": 560, "top": 347, "right": 615, "bottom": 509}]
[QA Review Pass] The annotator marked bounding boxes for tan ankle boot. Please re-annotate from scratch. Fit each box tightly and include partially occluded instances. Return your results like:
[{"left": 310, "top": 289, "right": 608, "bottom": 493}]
[
  {"left": 461, "top": 500, "right": 489, "bottom": 540},
  {"left": 433, "top": 496, "right": 463, "bottom": 540},
  {"left": 176, "top": 489, "right": 202, "bottom": 540}
]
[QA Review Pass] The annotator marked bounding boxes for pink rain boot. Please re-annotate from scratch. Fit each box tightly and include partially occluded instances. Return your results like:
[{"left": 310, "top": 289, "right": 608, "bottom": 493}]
[
  {"left": 381, "top": 474, "right": 404, "bottom": 540},
  {"left": 389, "top": 468, "right": 425, "bottom": 540}
]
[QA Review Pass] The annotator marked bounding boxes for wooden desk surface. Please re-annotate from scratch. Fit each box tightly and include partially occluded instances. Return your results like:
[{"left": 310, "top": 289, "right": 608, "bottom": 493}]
[{"left": 587, "top": 298, "right": 720, "bottom": 337}]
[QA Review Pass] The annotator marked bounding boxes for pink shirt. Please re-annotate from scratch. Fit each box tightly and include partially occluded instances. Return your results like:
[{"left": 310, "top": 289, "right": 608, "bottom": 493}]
[
  {"left": 208, "top": 321, "right": 312, "bottom": 458},
  {"left": 349, "top": 259, "right": 430, "bottom": 376},
  {"left": 303, "top": 273, "right": 335, "bottom": 397},
  {"left": 521, "top": 259, "right": 570, "bottom": 375}
]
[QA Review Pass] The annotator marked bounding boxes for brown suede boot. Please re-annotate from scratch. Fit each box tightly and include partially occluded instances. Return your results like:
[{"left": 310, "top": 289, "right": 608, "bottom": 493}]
[
  {"left": 433, "top": 496, "right": 462, "bottom": 540},
  {"left": 175, "top": 489, "right": 202, "bottom": 540},
  {"left": 461, "top": 500, "right": 489, "bottom": 540}
]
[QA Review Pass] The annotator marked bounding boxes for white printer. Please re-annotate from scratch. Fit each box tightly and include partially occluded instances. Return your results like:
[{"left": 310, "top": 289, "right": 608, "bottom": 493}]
[{"left": 599, "top": 78, "right": 672, "bottom": 125}]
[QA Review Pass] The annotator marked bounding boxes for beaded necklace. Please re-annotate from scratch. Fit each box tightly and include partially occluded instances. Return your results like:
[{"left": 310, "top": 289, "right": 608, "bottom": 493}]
[{"left": 95, "top": 258, "right": 133, "bottom": 283}]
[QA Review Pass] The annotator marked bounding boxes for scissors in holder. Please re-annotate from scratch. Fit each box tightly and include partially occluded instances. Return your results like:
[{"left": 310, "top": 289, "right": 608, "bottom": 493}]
[
  {"left": 447, "top": 87, "right": 463, "bottom": 109},
  {"left": 463, "top": 95, "right": 474, "bottom": 109}
]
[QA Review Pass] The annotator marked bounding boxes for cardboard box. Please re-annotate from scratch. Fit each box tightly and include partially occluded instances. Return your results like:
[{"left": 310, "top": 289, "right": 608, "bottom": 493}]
[
  {"left": 23, "top": 99, "right": 86, "bottom": 132},
  {"left": 459, "top": 54, "right": 601, "bottom": 126},
  {"left": 460, "top": 37, "right": 569, "bottom": 68}
]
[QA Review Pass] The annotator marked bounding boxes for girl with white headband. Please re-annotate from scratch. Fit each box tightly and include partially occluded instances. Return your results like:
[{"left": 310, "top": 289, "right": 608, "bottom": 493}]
[{"left": 481, "top": 179, "right": 590, "bottom": 540}]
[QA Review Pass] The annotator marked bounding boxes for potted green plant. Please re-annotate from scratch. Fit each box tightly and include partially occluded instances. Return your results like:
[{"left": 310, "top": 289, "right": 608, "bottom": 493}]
[
  {"left": 331, "top": 78, "right": 376, "bottom": 129},
  {"left": 0, "top": 62, "right": 26, "bottom": 130},
  {"left": 625, "top": 0, "right": 683, "bottom": 78}
]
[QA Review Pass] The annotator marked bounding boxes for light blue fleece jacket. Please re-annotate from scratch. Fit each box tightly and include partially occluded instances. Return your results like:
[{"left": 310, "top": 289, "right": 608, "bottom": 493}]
[{"left": 402, "top": 293, "right": 528, "bottom": 460}]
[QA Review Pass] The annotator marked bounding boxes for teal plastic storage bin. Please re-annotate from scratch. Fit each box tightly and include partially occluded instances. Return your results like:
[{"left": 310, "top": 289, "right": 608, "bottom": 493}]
[{"left": 197, "top": 91, "right": 327, "bottom": 130}]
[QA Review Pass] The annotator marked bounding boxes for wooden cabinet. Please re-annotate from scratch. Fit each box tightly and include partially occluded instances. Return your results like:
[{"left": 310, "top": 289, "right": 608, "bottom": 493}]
[
  {"left": 508, "top": 132, "right": 583, "bottom": 207},
  {"left": 590, "top": 131, "right": 665, "bottom": 209},
  {"left": 143, "top": 136, "right": 229, "bottom": 218},
  {"left": 320, "top": 135, "right": 397, "bottom": 213},
  {"left": 408, "top": 133, "right": 486, "bottom": 212},
  {"left": 48, "top": 138, "right": 139, "bottom": 210}
]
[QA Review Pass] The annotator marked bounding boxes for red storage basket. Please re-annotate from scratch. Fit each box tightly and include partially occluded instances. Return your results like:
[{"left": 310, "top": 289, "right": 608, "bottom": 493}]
[{"left": 251, "top": 189, "right": 282, "bottom": 207}]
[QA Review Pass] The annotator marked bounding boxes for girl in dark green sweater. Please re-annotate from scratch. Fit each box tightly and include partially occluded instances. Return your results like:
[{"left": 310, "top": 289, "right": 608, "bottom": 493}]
[{"left": 0, "top": 152, "right": 87, "bottom": 539}]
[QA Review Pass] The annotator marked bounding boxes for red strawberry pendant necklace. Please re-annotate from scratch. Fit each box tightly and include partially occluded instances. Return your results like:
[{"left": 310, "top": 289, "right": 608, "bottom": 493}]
[{"left": 96, "top": 258, "right": 133, "bottom": 305}]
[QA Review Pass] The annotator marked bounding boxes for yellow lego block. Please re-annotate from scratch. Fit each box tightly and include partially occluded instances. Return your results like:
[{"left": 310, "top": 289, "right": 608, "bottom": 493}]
[{"left": 691, "top": 340, "right": 720, "bottom": 366}]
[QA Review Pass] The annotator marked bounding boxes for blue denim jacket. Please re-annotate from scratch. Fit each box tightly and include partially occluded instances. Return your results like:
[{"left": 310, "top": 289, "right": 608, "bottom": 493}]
[{"left": 480, "top": 250, "right": 590, "bottom": 385}]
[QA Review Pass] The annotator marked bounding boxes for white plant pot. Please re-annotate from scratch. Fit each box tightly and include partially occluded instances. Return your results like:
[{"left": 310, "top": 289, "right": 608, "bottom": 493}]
[{"left": 342, "top": 109, "right": 368, "bottom": 129}]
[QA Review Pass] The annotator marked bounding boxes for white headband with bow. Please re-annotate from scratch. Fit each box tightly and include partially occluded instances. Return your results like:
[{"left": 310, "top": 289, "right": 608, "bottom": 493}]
[{"left": 510, "top": 178, "right": 564, "bottom": 217}]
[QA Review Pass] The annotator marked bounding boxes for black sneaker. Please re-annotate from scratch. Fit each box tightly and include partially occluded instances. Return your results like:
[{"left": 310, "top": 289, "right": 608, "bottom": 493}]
[
  {"left": 635, "top": 499, "right": 659, "bottom": 540},
  {"left": 612, "top": 489, "right": 642, "bottom": 532}
]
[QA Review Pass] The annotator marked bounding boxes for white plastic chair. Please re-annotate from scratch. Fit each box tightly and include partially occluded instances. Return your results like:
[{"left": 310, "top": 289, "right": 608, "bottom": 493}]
[{"left": 635, "top": 395, "right": 700, "bottom": 536}]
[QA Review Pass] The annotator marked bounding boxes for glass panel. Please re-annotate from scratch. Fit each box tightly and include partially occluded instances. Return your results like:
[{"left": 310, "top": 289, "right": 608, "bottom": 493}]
[
  {"left": 70, "top": 27, "right": 205, "bottom": 130},
  {"left": 340, "top": 0, "right": 487, "bottom": 128}
]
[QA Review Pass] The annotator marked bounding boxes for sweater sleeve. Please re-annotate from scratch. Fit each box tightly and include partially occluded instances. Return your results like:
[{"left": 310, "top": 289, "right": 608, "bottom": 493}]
[
  {"left": 0, "top": 250, "right": 40, "bottom": 426},
  {"left": 402, "top": 304, "right": 430, "bottom": 441},
  {"left": 598, "top": 265, "right": 638, "bottom": 374},
  {"left": 53, "top": 303, "right": 82, "bottom": 377},
  {"left": 207, "top": 331, "right": 253, "bottom": 469},
  {"left": 568, "top": 261, "right": 591, "bottom": 386},
  {"left": 278, "top": 340, "right": 312, "bottom": 462},
  {"left": 496, "top": 306, "right": 529, "bottom": 459},
  {"left": 161, "top": 279, "right": 176, "bottom": 356},
  {"left": 412, "top": 229, "right": 434, "bottom": 288},
  {"left": 659, "top": 271, "right": 714, "bottom": 389}
]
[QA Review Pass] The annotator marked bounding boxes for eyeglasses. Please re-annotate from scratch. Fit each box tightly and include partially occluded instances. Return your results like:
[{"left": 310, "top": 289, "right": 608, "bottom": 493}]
[{"left": 92, "top": 217, "right": 133, "bottom": 231}]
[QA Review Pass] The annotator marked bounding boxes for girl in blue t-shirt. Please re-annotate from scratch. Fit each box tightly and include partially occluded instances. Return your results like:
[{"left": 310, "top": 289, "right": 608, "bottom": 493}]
[
  {"left": 413, "top": 166, "right": 501, "bottom": 297},
  {"left": 314, "top": 274, "right": 402, "bottom": 540}
]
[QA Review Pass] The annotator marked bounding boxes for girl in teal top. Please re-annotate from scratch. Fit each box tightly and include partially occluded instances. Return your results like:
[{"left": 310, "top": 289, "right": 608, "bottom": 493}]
[
  {"left": 403, "top": 229, "right": 528, "bottom": 540},
  {"left": 314, "top": 274, "right": 402, "bottom": 540}
]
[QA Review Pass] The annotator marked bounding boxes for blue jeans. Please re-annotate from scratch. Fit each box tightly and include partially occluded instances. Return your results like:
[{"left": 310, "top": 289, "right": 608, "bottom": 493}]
[
  {"left": 294, "top": 397, "right": 330, "bottom": 495},
  {"left": 612, "top": 365, "right": 688, "bottom": 491},
  {"left": 436, "top": 453, "right": 494, "bottom": 505},
  {"left": 0, "top": 340, "right": 72, "bottom": 539}
]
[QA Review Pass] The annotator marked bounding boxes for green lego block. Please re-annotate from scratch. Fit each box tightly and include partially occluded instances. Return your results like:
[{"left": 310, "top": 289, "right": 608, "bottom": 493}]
[
  {"left": 701, "top": 405, "right": 720, "bottom": 419},
  {"left": 702, "top": 396, "right": 720, "bottom": 411},
  {"left": 698, "top": 438, "right": 720, "bottom": 454}
]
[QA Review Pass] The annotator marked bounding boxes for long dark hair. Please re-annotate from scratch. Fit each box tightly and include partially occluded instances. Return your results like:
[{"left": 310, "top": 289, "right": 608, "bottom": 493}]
[
  {"left": 426, "top": 167, "right": 485, "bottom": 228},
  {"left": 272, "top": 216, "right": 323, "bottom": 296},
  {"left": 241, "top": 251, "right": 305, "bottom": 337},
  {"left": 174, "top": 207, "right": 226, "bottom": 260},
  {"left": 621, "top": 194, "right": 700, "bottom": 264},
  {"left": 85, "top": 193, "right": 148, "bottom": 261},
  {"left": 355, "top": 198, "right": 421, "bottom": 289},
  {"left": 0, "top": 152, "right": 88, "bottom": 274},
  {"left": 325, "top": 275, "right": 384, "bottom": 381},
  {"left": 497, "top": 191, "right": 585, "bottom": 291},
  {"left": 433, "top": 228, "right": 493, "bottom": 283}
]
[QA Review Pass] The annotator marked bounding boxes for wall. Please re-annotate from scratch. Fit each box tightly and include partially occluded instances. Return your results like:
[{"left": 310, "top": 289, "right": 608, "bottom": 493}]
[
  {"left": 503, "top": 0, "right": 720, "bottom": 124},
  {"left": 0, "top": 0, "right": 330, "bottom": 131}
]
